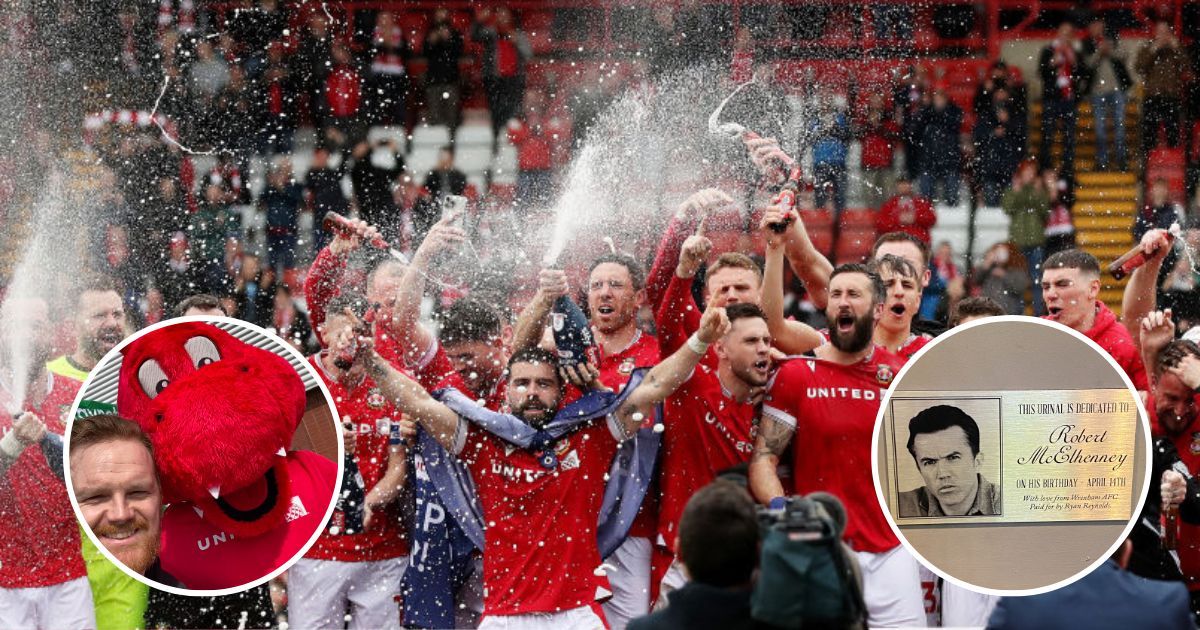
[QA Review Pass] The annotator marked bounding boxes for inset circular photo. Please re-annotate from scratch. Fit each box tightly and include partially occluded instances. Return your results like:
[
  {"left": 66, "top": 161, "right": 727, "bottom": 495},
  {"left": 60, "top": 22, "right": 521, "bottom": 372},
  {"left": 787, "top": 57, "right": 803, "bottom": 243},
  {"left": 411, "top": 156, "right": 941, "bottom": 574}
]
[
  {"left": 873, "top": 316, "right": 1151, "bottom": 595},
  {"left": 65, "top": 317, "right": 342, "bottom": 595}
]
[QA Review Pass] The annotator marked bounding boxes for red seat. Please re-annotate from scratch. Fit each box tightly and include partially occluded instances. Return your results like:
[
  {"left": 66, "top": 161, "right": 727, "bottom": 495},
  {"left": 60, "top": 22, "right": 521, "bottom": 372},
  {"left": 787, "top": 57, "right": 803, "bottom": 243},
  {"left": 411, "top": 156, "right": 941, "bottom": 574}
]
[
  {"left": 835, "top": 227, "right": 877, "bottom": 264},
  {"left": 839, "top": 208, "right": 875, "bottom": 229},
  {"left": 1146, "top": 148, "right": 1186, "bottom": 203}
]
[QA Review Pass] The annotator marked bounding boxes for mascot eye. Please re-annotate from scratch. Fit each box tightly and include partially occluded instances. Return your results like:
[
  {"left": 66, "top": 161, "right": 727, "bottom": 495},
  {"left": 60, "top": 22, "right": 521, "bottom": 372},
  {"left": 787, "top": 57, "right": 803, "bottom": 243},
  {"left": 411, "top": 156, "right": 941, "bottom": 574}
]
[
  {"left": 184, "top": 336, "right": 221, "bottom": 369},
  {"left": 137, "top": 360, "right": 169, "bottom": 399}
]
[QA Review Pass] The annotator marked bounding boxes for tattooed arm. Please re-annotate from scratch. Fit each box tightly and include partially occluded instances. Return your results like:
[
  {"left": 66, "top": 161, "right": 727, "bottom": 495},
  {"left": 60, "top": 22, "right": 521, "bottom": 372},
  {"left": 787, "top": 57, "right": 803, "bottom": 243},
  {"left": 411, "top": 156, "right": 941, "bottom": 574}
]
[{"left": 748, "top": 412, "right": 796, "bottom": 504}]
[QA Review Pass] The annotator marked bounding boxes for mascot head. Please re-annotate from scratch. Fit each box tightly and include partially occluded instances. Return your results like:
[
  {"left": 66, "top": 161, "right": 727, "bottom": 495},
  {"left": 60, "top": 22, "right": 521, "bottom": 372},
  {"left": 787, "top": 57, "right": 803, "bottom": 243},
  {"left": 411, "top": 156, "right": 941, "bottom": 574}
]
[{"left": 117, "top": 322, "right": 306, "bottom": 536}]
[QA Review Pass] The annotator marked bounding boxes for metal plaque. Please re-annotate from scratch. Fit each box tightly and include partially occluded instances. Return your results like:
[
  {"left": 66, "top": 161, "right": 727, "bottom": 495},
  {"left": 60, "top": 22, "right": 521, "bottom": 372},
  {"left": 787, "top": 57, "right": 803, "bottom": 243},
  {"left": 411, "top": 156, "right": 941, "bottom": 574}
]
[{"left": 882, "top": 390, "right": 1139, "bottom": 526}]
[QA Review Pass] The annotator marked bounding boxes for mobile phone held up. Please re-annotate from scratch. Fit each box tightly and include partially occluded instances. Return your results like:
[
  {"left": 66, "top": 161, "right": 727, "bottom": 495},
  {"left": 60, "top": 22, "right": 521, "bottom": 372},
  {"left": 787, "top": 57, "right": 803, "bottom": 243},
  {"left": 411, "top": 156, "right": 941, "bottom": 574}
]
[{"left": 441, "top": 195, "right": 467, "bottom": 231}]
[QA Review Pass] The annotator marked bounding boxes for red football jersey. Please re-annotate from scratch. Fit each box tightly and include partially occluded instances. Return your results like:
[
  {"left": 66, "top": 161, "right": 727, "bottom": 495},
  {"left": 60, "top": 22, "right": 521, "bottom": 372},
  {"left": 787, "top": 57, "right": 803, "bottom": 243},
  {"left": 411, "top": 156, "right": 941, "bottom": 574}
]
[
  {"left": 437, "top": 370, "right": 508, "bottom": 412},
  {"left": 160, "top": 450, "right": 337, "bottom": 589},
  {"left": 458, "top": 419, "right": 621, "bottom": 616},
  {"left": 0, "top": 373, "right": 87, "bottom": 588},
  {"left": 1147, "top": 394, "right": 1200, "bottom": 592},
  {"left": 763, "top": 349, "right": 904, "bottom": 554},
  {"left": 658, "top": 364, "right": 758, "bottom": 551},
  {"left": 899, "top": 334, "right": 932, "bottom": 361},
  {"left": 304, "top": 354, "right": 409, "bottom": 561}
]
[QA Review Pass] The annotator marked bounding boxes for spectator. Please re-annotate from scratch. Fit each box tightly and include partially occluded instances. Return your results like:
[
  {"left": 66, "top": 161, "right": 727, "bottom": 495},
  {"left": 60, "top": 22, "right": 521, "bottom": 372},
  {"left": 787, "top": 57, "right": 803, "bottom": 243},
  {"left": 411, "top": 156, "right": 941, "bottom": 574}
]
[
  {"left": 1081, "top": 18, "right": 1133, "bottom": 171},
  {"left": 304, "top": 145, "right": 350, "bottom": 252},
  {"left": 269, "top": 284, "right": 314, "bottom": 353},
  {"left": 1001, "top": 159, "right": 1051, "bottom": 315},
  {"left": 1135, "top": 177, "right": 1186, "bottom": 242},
  {"left": 1136, "top": 20, "right": 1188, "bottom": 155},
  {"left": 423, "top": 8, "right": 465, "bottom": 134},
  {"left": 259, "top": 160, "right": 304, "bottom": 275},
  {"left": 293, "top": 14, "right": 334, "bottom": 120},
  {"left": 231, "top": 252, "right": 275, "bottom": 327},
  {"left": 876, "top": 178, "right": 936, "bottom": 245},
  {"left": 894, "top": 64, "right": 930, "bottom": 178},
  {"left": 1161, "top": 217, "right": 1200, "bottom": 323},
  {"left": 973, "top": 61, "right": 1028, "bottom": 148},
  {"left": 210, "top": 63, "right": 260, "bottom": 160},
  {"left": 913, "top": 88, "right": 962, "bottom": 206},
  {"left": 367, "top": 11, "right": 411, "bottom": 128},
  {"left": 857, "top": 95, "right": 900, "bottom": 210},
  {"left": 321, "top": 40, "right": 366, "bottom": 145},
  {"left": 472, "top": 7, "right": 532, "bottom": 152},
  {"left": 949, "top": 296, "right": 1006, "bottom": 327},
  {"left": 627, "top": 481, "right": 758, "bottom": 630},
  {"left": 150, "top": 232, "right": 202, "bottom": 321},
  {"left": 974, "top": 242, "right": 1030, "bottom": 315},
  {"left": 809, "top": 96, "right": 851, "bottom": 215},
  {"left": 508, "top": 93, "right": 557, "bottom": 211},
  {"left": 188, "top": 40, "right": 229, "bottom": 105},
  {"left": 1038, "top": 21, "right": 1083, "bottom": 179},
  {"left": 416, "top": 145, "right": 468, "bottom": 246},
  {"left": 188, "top": 182, "right": 240, "bottom": 296},
  {"left": 1043, "top": 169, "right": 1076, "bottom": 256},
  {"left": 973, "top": 95, "right": 1022, "bottom": 206},
  {"left": 258, "top": 40, "right": 296, "bottom": 155},
  {"left": 924, "top": 240, "right": 964, "bottom": 321},
  {"left": 350, "top": 138, "right": 405, "bottom": 241},
  {"left": 986, "top": 538, "right": 1192, "bottom": 629}
]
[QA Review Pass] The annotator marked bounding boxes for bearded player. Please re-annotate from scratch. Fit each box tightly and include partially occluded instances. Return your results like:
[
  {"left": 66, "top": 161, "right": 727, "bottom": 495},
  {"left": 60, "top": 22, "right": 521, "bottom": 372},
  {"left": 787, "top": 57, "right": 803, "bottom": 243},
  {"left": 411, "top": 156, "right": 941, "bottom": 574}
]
[{"left": 749, "top": 264, "right": 924, "bottom": 627}]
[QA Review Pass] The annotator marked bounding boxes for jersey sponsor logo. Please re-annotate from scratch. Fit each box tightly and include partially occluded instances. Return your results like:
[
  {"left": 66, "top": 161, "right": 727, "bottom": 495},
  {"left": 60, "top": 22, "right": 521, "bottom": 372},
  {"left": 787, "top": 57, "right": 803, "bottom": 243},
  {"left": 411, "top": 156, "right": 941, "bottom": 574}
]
[
  {"left": 805, "top": 387, "right": 885, "bottom": 400},
  {"left": 618, "top": 357, "right": 636, "bottom": 375},
  {"left": 367, "top": 388, "right": 386, "bottom": 409},
  {"left": 197, "top": 530, "right": 237, "bottom": 551},
  {"left": 490, "top": 459, "right": 547, "bottom": 484},
  {"left": 876, "top": 364, "right": 894, "bottom": 385},
  {"left": 703, "top": 411, "right": 757, "bottom": 454}
]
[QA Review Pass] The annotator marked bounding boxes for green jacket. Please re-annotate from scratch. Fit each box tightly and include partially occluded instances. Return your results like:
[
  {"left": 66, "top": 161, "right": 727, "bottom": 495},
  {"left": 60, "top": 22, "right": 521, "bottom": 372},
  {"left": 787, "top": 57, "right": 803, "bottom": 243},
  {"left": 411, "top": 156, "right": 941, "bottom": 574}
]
[{"left": 1002, "top": 184, "right": 1051, "bottom": 248}]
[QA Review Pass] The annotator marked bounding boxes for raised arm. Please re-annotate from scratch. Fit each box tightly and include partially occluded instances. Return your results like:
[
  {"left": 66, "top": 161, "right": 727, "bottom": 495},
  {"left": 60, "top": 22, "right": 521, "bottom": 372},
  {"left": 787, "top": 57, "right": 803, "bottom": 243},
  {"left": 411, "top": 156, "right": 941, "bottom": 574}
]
[
  {"left": 760, "top": 206, "right": 825, "bottom": 354},
  {"left": 612, "top": 305, "right": 729, "bottom": 437},
  {"left": 1122, "top": 228, "right": 1172, "bottom": 342},
  {"left": 511, "top": 268, "right": 568, "bottom": 355},
  {"left": 305, "top": 218, "right": 382, "bottom": 345},
  {"left": 364, "top": 351, "right": 462, "bottom": 452},
  {"left": 655, "top": 234, "right": 708, "bottom": 358},
  {"left": 645, "top": 189, "right": 732, "bottom": 309},
  {"left": 749, "top": 413, "right": 795, "bottom": 505},
  {"left": 389, "top": 213, "right": 467, "bottom": 364}
]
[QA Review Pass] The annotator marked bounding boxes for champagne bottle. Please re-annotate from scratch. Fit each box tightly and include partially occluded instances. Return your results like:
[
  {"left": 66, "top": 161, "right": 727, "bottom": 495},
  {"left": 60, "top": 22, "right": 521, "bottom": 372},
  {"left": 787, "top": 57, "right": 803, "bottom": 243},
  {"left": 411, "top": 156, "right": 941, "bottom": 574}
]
[
  {"left": 551, "top": 295, "right": 595, "bottom": 368},
  {"left": 330, "top": 452, "right": 366, "bottom": 536}
]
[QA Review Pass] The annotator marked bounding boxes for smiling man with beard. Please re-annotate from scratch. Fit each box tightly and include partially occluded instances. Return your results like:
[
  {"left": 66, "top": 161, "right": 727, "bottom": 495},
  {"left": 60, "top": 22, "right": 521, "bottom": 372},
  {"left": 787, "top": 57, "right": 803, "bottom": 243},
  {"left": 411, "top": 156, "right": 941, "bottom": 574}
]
[
  {"left": 750, "top": 264, "right": 924, "bottom": 627},
  {"left": 69, "top": 415, "right": 182, "bottom": 587},
  {"left": 48, "top": 277, "right": 128, "bottom": 383}
]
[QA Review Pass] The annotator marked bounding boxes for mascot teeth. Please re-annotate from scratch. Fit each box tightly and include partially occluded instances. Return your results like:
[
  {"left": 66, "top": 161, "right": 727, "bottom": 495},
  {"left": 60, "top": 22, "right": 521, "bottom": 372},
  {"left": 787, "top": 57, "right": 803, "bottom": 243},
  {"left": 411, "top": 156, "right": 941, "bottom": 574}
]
[
  {"left": 277, "top": 447, "right": 287, "bottom": 457},
  {"left": 208, "top": 485, "right": 221, "bottom": 500}
]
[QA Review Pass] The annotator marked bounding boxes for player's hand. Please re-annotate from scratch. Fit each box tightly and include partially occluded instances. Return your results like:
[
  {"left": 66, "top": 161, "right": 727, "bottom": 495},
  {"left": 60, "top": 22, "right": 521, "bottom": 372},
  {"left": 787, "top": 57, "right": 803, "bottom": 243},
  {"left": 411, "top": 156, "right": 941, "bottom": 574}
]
[
  {"left": 330, "top": 218, "right": 381, "bottom": 256},
  {"left": 560, "top": 360, "right": 611, "bottom": 393},
  {"left": 13, "top": 413, "right": 45, "bottom": 445},
  {"left": 413, "top": 212, "right": 467, "bottom": 264},
  {"left": 341, "top": 421, "right": 357, "bottom": 456},
  {"left": 697, "top": 306, "right": 731, "bottom": 345},
  {"left": 1141, "top": 309, "right": 1176, "bottom": 360},
  {"left": 362, "top": 503, "right": 375, "bottom": 532},
  {"left": 536, "top": 269, "right": 569, "bottom": 304},
  {"left": 1140, "top": 228, "right": 1173, "bottom": 263},
  {"left": 1162, "top": 469, "right": 1188, "bottom": 511},
  {"left": 676, "top": 226, "right": 713, "bottom": 279},
  {"left": 759, "top": 204, "right": 798, "bottom": 249},
  {"left": 397, "top": 414, "right": 418, "bottom": 443},
  {"left": 1168, "top": 353, "right": 1200, "bottom": 391},
  {"left": 676, "top": 188, "right": 733, "bottom": 221},
  {"left": 744, "top": 136, "right": 793, "bottom": 183}
]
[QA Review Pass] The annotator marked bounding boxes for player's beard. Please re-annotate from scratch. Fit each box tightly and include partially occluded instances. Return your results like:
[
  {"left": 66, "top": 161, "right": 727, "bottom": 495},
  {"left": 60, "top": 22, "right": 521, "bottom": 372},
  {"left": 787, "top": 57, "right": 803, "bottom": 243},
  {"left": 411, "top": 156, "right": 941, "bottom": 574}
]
[
  {"left": 830, "top": 309, "right": 875, "bottom": 354},
  {"left": 85, "top": 325, "right": 126, "bottom": 360},
  {"left": 513, "top": 398, "right": 556, "bottom": 429},
  {"left": 95, "top": 516, "right": 159, "bottom": 575}
]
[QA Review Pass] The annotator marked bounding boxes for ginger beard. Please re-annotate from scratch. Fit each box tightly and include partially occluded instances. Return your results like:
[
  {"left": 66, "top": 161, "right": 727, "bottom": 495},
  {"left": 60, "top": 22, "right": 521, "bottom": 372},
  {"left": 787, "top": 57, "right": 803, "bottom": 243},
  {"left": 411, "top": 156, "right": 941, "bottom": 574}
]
[{"left": 72, "top": 439, "right": 162, "bottom": 575}]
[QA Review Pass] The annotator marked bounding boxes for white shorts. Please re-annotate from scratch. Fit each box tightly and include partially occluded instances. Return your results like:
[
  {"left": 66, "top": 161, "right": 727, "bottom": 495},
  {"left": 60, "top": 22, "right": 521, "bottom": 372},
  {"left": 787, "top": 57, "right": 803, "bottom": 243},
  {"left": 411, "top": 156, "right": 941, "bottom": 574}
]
[
  {"left": 940, "top": 581, "right": 998, "bottom": 628},
  {"left": 855, "top": 546, "right": 927, "bottom": 628},
  {"left": 0, "top": 576, "right": 96, "bottom": 630},
  {"left": 478, "top": 605, "right": 606, "bottom": 630},
  {"left": 287, "top": 556, "right": 408, "bottom": 629},
  {"left": 601, "top": 536, "right": 652, "bottom": 630},
  {"left": 655, "top": 557, "right": 689, "bottom": 611}
]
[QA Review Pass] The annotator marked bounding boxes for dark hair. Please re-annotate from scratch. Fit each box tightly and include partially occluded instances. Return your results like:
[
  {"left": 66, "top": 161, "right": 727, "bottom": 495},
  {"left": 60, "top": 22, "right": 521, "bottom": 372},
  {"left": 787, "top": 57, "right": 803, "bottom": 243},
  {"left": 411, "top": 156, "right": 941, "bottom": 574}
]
[
  {"left": 707, "top": 252, "right": 763, "bottom": 283},
  {"left": 871, "top": 253, "right": 919, "bottom": 281},
  {"left": 506, "top": 347, "right": 563, "bottom": 386},
  {"left": 589, "top": 253, "right": 645, "bottom": 291},
  {"left": 173, "top": 294, "right": 227, "bottom": 318},
  {"left": 1155, "top": 340, "right": 1200, "bottom": 377},
  {"left": 78, "top": 275, "right": 120, "bottom": 300},
  {"left": 725, "top": 302, "right": 767, "bottom": 326},
  {"left": 439, "top": 144, "right": 455, "bottom": 157},
  {"left": 327, "top": 291, "right": 372, "bottom": 321},
  {"left": 872, "top": 232, "right": 930, "bottom": 267},
  {"left": 906, "top": 405, "right": 982, "bottom": 458},
  {"left": 1043, "top": 249, "right": 1101, "bottom": 277},
  {"left": 949, "top": 297, "right": 1005, "bottom": 327},
  {"left": 830, "top": 263, "right": 885, "bottom": 304},
  {"left": 439, "top": 299, "right": 503, "bottom": 346},
  {"left": 69, "top": 414, "right": 155, "bottom": 463},
  {"left": 678, "top": 480, "right": 760, "bottom": 587}
]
